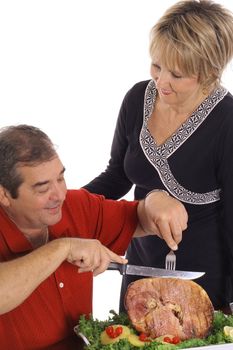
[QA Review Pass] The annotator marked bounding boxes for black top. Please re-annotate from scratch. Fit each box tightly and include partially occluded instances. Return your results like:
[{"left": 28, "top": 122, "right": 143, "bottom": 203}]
[{"left": 84, "top": 80, "right": 233, "bottom": 309}]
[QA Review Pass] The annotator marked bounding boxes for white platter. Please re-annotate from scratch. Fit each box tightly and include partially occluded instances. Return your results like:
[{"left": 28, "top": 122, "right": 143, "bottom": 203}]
[{"left": 183, "top": 345, "right": 233, "bottom": 350}]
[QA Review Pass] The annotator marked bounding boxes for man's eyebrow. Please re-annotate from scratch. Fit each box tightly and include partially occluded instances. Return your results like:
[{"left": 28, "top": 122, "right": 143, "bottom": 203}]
[{"left": 32, "top": 167, "right": 66, "bottom": 188}]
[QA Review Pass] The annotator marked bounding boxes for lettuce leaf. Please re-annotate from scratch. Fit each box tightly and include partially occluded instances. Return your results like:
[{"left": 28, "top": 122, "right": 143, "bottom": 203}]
[{"left": 77, "top": 310, "right": 233, "bottom": 350}]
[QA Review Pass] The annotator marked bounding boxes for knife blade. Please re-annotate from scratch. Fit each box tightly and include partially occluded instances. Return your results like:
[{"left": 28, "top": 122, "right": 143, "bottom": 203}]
[{"left": 107, "top": 262, "right": 205, "bottom": 280}]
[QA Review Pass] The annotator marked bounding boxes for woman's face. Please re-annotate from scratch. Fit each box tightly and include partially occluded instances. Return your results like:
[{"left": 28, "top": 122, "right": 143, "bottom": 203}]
[{"left": 150, "top": 59, "right": 202, "bottom": 107}]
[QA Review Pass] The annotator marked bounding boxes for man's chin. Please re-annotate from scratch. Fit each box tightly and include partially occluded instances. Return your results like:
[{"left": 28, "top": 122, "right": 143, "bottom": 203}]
[{"left": 48, "top": 211, "right": 62, "bottom": 226}]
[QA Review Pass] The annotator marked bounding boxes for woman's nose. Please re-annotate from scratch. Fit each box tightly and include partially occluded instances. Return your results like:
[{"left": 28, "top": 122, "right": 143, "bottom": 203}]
[{"left": 155, "top": 71, "right": 170, "bottom": 85}]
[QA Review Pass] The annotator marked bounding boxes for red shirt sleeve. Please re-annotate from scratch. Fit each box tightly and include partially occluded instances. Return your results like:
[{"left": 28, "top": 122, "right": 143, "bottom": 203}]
[{"left": 59, "top": 189, "right": 138, "bottom": 255}]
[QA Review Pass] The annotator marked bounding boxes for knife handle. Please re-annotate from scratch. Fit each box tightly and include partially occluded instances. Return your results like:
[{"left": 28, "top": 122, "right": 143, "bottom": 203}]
[{"left": 107, "top": 262, "right": 127, "bottom": 275}]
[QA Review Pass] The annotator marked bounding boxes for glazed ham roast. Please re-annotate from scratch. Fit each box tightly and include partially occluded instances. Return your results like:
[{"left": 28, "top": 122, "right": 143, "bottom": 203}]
[{"left": 125, "top": 278, "right": 214, "bottom": 340}]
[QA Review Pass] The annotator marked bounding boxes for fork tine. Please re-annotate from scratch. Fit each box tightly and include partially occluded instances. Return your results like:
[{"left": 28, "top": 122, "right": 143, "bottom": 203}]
[{"left": 165, "top": 250, "right": 176, "bottom": 270}]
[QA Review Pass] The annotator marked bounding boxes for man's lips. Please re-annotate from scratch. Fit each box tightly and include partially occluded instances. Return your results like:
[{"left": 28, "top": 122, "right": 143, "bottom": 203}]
[{"left": 45, "top": 204, "right": 61, "bottom": 214}]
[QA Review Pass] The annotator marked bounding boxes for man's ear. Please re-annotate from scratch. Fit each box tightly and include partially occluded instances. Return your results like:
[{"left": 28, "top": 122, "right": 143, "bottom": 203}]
[{"left": 0, "top": 185, "right": 11, "bottom": 207}]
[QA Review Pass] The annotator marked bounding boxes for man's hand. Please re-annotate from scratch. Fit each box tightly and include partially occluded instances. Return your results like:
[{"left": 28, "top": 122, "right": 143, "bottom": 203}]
[
  {"left": 137, "top": 191, "right": 188, "bottom": 250},
  {"left": 67, "top": 238, "right": 127, "bottom": 276},
  {"left": 0, "top": 238, "right": 127, "bottom": 314}
]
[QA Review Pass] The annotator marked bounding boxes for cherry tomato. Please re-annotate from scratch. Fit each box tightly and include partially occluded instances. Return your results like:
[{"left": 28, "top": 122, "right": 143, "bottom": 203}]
[
  {"left": 163, "top": 336, "right": 172, "bottom": 343},
  {"left": 139, "top": 333, "right": 151, "bottom": 342},
  {"left": 115, "top": 326, "right": 123, "bottom": 336},
  {"left": 139, "top": 333, "right": 148, "bottom": 341},
  {"left": 105, "top": 326, "right": 114, "bottom": 337},
  {"left": 111, "top": 332, "right": 118, "bottom": 338},
  {"left": 105, "top": 325, "right": 123, "bottom": 339},
  {"left": 172, "top": 336, "right": 180, "bottom": 344}
]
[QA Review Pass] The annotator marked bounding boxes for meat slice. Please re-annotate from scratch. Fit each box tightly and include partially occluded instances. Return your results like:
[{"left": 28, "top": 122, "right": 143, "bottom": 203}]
[{"left": 124, "top": 278, "right": 214, "bottom": 340}]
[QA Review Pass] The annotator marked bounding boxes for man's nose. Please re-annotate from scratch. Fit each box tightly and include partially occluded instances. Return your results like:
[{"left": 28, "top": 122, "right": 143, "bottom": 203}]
[{"left": 49, "top": 183, "right": 65, "bottom": 201}]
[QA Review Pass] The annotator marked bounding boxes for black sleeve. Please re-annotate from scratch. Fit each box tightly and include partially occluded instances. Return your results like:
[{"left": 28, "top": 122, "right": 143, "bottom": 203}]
[
  {"left": 217, "top": 99, "right": 233, "bottom": 278},
  {"left": 82, "top": 89, "right": 133, "bottom": 199},
  {"left": 83, "top": 80, "right": 149, "bottom": 199}
]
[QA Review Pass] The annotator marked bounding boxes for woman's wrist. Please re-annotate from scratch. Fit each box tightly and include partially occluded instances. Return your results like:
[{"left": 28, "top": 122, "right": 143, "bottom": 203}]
[{"left": 145, "top": 189, "right": 169, "bottom": 198}]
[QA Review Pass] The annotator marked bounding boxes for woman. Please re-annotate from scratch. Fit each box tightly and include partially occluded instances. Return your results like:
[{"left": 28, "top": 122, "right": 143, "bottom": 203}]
[{"left": 83, "top": 0, "right": 233, "bottom": 311}]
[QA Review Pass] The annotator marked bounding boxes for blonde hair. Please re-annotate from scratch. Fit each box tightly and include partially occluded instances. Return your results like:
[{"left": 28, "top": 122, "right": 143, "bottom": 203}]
[{"left": 149, "top": 0, "right": 233, "bottom": 88}]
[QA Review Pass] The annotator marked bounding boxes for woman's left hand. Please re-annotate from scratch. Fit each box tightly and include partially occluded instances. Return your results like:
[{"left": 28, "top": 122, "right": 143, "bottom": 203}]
[{"left": 137, "top": 191, "right": 188, "bottom": 250}]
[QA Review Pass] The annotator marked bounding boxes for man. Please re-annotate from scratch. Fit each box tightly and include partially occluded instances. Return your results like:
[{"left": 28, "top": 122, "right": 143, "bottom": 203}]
[{"left": 0, "top": 125, "right": 187, "bottom": 349}]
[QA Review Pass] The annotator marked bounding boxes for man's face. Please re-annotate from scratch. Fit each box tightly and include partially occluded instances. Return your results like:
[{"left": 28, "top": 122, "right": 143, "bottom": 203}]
[{"left": 6, "top": 157, "right": 67, "bottom": 231}]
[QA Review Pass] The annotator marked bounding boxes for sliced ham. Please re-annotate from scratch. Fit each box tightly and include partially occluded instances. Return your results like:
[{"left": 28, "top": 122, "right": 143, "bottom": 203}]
[{"left": 124, "top": 277, "right": 214, "bottom": 340}]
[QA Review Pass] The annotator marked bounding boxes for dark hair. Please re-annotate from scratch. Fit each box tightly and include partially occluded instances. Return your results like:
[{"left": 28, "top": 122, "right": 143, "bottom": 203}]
[{"left": 0, "top": 124, "right": 57, "bottom": 198}]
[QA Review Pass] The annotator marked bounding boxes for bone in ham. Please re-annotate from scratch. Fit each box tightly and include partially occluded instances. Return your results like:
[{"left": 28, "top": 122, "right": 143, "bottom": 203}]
[{"left": 124, "top": 277, "right": 214, "bottom": 340}]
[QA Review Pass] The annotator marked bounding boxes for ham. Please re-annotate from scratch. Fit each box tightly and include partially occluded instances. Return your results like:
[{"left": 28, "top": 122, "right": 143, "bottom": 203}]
[{"left": 124, "top": 278, "right": 214, "bottom": 340}]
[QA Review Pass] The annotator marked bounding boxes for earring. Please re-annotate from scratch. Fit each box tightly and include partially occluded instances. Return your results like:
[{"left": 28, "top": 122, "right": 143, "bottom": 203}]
[{"left": 202, "top": 86, "right": 209, "bottom": 95}]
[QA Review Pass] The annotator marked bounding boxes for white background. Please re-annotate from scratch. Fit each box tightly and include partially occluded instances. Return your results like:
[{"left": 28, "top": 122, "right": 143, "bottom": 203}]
[{"left": 1, "top": 0, "right": 233, "bottom": 321}]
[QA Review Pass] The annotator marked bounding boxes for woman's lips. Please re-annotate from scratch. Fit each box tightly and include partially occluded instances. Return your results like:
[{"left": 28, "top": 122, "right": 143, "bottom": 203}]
[{"left": 160, "top": 88, "right": 173, "bottom": 96}]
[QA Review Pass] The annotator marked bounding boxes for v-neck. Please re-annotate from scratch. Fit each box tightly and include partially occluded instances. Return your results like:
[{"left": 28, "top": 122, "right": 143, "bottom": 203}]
[
  {"left": 139, "top": 80, "right": 227, "bottom": 204},
  {"left": 142, "top": 80, "right": 227, "bottom": 155}
]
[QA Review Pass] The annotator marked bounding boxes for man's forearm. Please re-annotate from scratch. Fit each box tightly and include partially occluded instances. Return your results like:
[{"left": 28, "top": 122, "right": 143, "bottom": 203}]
[
  {"left": 0, "top": 238, "right": 70, "bottom": 315},
  {"left": 0, "top": 235, "right": 128, "bottom": 315}
]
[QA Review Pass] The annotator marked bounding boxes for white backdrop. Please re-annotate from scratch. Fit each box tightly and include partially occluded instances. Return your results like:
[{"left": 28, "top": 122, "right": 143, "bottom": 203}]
[{"left": 1, "top": 0, "right": 233, "bottom": 321}]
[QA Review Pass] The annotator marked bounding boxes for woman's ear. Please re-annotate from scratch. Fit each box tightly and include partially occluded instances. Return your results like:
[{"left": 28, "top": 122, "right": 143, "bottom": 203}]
[{"left": 0, "top": 186, "right": 11, "bottom": 207}]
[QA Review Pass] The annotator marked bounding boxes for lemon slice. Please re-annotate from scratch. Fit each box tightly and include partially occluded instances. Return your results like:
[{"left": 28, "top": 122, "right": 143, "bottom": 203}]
[
  {"left": 224, "top": 326, "right": 233, "bottom": 337},
  {"left": 229, "top": 329, "right": 233, "bottom": 339}
]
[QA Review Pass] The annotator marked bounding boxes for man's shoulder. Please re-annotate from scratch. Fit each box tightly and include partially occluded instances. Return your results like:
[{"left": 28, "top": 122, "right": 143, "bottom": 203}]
[
  {"left": 63, "top": 188, "right": 106, "bottom": 213},
  {"left": 65, "top": 188, "right": 104, "bottom": 202},
  {"left": 52, "top": 189, "right": 105, "bottom": 236}
]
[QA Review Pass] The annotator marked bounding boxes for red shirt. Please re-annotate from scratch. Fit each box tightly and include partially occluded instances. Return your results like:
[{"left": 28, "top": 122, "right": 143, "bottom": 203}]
[{"left": 0, "top": 189, "right": 138, "bottom": 349}]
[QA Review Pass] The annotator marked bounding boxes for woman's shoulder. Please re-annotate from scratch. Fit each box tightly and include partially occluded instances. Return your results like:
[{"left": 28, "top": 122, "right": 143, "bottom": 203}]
[
  {"left": 223, "top": 91, "right": 233, "bottom": 107},
  {"left": 213, "top": 90, "right": 233, "bottom": 136},
  {"left": 217, "top": 91, "right": 233, "bottom": 121},
  {"left": 131, "top": 79, "right": 152, "bottom": 90},
  {"left": 124, "top": 79, "right": 151, "bottom": 100}
]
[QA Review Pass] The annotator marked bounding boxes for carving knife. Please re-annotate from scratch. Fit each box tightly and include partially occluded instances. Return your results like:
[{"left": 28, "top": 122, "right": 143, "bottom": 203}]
[{"left": 107, "top": 262, "right": 205, "bottom": 280}]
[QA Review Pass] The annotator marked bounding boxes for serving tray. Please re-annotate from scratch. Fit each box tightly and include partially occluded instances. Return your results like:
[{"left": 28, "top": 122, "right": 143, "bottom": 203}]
[
  {"left": 183, "top": 345, "right": 233, "bottom": 350},
  {"left": 74, "top": 310, "right": 233, "bottom": 350},
  {"left": 75, "top": 327, "right": 233, "bottom": 350}
]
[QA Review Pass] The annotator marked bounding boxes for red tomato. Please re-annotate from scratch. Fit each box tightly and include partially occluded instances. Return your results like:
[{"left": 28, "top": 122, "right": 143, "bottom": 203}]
[
  {"left": 139, "top": 333, "right": 151, "bottom": 342},
  {"left": 111, "top": 332, "right": 118, "bottom": 338},
  {"left": 139, "top": 333, "right": 148, "bottom": 341},
  {"left": 172, "top": 336, "right": 180, "bottom": 344},
  {"left": 163, "top": 336, "right": 172, "bottom": 343},
  {"left": 105, "top": 326, "right": 114, "bottom": 337},
  {"left": 105, "top": 325, "right": 123, "bottom": 339},
  {"left": 115, "top": 326, "right": 123, "bottom": 336}
]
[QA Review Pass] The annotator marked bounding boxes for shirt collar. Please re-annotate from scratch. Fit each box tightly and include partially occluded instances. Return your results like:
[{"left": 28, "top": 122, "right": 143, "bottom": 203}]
[{"left": 0, "top": 206, "right": 32, "bottom": 253}]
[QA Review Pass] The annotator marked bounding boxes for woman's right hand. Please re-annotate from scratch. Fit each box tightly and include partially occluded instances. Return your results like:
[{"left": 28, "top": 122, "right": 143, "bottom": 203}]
[{"left": 143, "top": 191, "right": 188, "bottom": 250}]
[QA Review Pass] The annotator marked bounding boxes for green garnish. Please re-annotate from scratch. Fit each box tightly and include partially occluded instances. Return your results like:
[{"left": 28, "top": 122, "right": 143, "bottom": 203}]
[{"left": 77, "top": 310, "right": 233, "bottom": 349}]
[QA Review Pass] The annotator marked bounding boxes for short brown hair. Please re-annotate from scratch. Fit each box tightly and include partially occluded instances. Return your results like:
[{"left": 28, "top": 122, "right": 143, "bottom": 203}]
[
  {"left": 149, "top": 0, "right": 233, "bottom": 88},
  {"left": 0, "top": 124, "right": 57, "bottom": 198}
]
